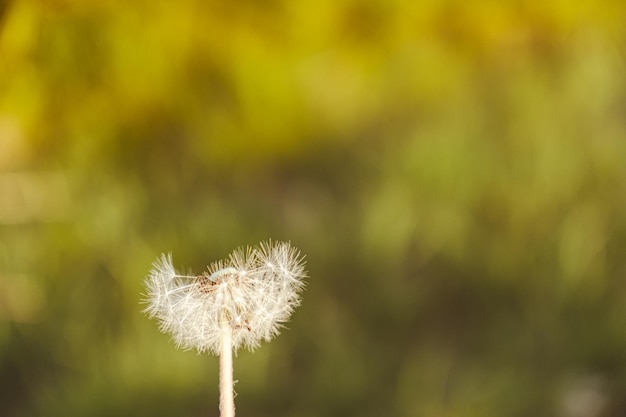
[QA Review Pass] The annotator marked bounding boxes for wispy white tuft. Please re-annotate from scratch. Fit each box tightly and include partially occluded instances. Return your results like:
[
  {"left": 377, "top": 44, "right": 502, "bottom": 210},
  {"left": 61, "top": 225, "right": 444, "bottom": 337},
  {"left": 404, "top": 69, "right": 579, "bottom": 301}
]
[{"left": 143, "top": 241, "right": 307, "bottom": 355}]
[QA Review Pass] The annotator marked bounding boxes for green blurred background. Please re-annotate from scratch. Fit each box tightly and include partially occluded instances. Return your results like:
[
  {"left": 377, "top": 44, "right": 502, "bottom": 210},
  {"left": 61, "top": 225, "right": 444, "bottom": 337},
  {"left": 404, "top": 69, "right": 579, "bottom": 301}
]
[{"left": 2, "top": 0, "right": 626, "bottom": 416}]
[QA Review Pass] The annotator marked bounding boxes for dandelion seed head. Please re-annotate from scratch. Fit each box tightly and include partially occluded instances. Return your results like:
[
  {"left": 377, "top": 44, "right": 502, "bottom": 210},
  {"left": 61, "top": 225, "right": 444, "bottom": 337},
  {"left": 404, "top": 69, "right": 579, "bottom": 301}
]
[{"left": 143, "top": 241, "right": 307, "bottom": 355}]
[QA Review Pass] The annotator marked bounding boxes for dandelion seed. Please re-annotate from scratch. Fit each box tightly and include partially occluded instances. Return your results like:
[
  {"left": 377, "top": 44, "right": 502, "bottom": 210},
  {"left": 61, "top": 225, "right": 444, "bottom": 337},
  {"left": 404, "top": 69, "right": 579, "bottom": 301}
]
[{"left": 142, "top": 240, "right": 307, "bottom": 417}]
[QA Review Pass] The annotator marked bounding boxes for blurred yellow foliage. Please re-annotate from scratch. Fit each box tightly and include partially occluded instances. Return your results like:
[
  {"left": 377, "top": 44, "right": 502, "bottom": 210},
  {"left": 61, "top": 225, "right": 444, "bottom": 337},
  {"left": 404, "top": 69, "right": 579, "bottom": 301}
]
[{"left": 2, "top": 1, "right": 626, "bottom": 416}]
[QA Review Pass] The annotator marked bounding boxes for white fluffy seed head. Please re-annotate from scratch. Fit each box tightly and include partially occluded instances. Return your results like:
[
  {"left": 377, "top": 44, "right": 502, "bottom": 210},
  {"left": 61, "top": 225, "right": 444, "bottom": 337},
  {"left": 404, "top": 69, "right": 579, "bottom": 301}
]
[{"left": 142, "top": 241, "right": 307, "bottom": 355}]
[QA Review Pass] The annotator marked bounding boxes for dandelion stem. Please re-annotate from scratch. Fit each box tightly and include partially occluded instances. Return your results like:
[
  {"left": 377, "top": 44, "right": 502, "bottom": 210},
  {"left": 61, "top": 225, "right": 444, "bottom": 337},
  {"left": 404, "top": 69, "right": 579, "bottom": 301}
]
[{"left": 219, "top": 322, "right": 235, "bottom": 417}]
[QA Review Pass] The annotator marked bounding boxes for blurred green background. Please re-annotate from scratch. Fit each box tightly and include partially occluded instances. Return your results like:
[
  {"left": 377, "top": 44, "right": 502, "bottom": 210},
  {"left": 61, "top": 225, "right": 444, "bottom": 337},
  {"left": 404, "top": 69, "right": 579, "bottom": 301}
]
[{"left": 2, "top": 0, "right": 626, "bottom": 416}]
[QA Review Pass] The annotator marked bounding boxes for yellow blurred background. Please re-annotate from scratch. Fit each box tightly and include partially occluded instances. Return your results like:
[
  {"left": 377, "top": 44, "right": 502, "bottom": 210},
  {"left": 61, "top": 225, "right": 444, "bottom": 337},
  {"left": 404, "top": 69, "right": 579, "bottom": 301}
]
[{"left": 2, "top": 0, "right": 626, "bottom": 416}]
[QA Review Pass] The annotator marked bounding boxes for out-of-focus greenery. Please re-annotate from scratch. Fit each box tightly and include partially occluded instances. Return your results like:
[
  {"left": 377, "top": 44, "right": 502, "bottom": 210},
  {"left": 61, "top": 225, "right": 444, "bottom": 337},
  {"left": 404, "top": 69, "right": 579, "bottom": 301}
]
[{"left": 2, "top": 1, "right": 626, "bottom": 416}]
